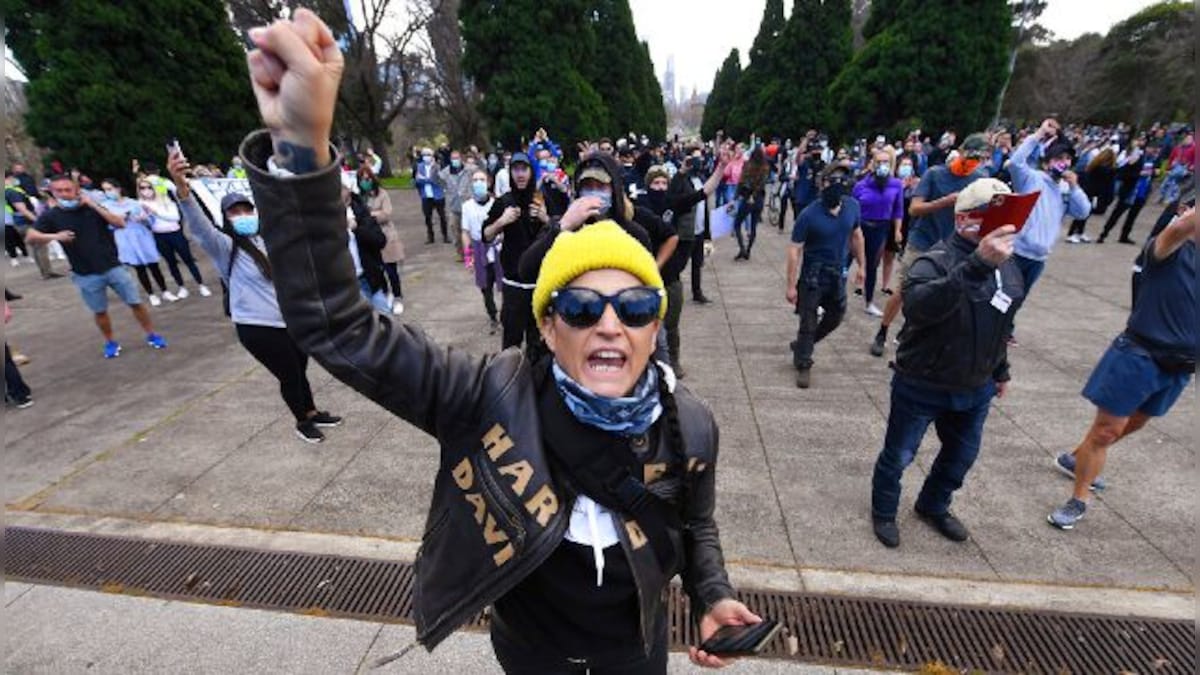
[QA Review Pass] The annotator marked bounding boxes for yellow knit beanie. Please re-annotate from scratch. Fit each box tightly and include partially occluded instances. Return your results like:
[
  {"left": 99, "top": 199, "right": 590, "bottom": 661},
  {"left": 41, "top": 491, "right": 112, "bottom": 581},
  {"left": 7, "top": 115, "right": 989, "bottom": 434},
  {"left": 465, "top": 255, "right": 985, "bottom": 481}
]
[{"left": 532, "top": 220, "right": 666, "bottom": 322}]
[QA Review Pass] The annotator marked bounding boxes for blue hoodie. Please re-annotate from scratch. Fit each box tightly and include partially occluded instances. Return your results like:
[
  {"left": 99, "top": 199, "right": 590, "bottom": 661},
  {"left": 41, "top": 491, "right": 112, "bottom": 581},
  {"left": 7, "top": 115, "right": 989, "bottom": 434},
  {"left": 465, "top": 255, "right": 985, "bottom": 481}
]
[{"left": 1010, "top": 135, "right": 1091, "bottom": 262}]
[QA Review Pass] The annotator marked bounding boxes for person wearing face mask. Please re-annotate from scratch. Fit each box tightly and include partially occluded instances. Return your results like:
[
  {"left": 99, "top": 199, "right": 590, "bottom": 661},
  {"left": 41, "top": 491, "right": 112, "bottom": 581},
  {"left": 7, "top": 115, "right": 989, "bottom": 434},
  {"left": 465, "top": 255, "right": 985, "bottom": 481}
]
[
  {"left": 357, "top": 166, "right": 403, "bottom": 314},
  {"left": 441, "top": 150, "right": 475, "bottom": 260},
  {"left": 138, "top": 178, "right": 210, "bottom": 300},
  {"left": 786, "top": 162, "right": 866, "bottom": 388},
  {"left": 1005, "top": 118, "right": 1091, "bottom": 343},
  {"left": 732, "top": 147, "right": 769, "bottom": 261},
  {"left": 869, "top": 179, "right": 1023, "bottom": 549},
  {"left": 27, "top": 175, "right": 167, "bottom": 358},
  {"left": 463, "top": 169, "right": 502, "bottom": 332},
  {"left": 344, "top": 186, "right": 391, "bottom": 314},
  {"left": 1099, "top": 144, "right": 1160, "bottom": 245},
  {"left": 102, "top": 179, "right": 175, "bottom": 306},
  {"left": 868, "top": 133, "right": 991, "bottom": 358},
  {"left": 851, "top": 152, "right": 905, "bottom": 317},
  {"left": 227, "top": 157, "right": 248, "bottom": 180},
  {"left": 668, "top": 147, "right": 728, "bottom": 306},
  {"left": 165, "top": 152, "right": 341, "bottom": 443},
  {"left": 414, "top": 148, "right": 449, "bottom": 244},
  {"left": 880, "top": 157, "right": 920, "bottom": 299}
]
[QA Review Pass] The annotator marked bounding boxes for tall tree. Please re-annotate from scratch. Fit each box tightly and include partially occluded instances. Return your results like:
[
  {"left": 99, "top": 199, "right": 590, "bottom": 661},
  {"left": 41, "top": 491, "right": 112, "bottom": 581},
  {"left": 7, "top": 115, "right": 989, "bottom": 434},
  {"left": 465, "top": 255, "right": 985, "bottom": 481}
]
[
  {"left": 581, "top": 0, "right": 645, "bottom": 137},
  {"left": 727, "top": 0, "right": 785, "bottom": 138},
  {"left": 636, "top": 41, "right": 668, "bottom": 140},
  {"left": 829, "top": 0, "right": 1010, "bottom": 139},
  {"left": 993, "top": 0, "right": 1052, "bottom": 125},
  {"left": 423, "top": 0, "right": 486, "bottom": 148},
  {"left": 700, "top": 49, "right": 741, "bottom": 140},
  {"left": 461, "top": 0, "right": 608, "bottom": 149},
  {"left": 4, "top": 0, "right": 259, "bottom": 182},
  {"left": 764, "top": 0, "right": 852, "bottom": 138}
]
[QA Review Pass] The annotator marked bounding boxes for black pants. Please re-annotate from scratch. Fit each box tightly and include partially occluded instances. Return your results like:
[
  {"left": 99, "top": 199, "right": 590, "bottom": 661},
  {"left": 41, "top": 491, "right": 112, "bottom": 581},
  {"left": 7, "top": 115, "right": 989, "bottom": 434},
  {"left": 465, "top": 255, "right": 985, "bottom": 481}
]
[
  {"left": 1100, "top": 197, "right": 1146, "bottom": 242},
  {"left": 422, "top": 198, "right": 447, "bottom": 240},
  {"left": 792, "top": 263, "right": 847, "bottom": 369},
  {"left": 5, "top": 344, "right": 31, "bottom": 401},
  {"left": 481, "top": 265, "right": 499, "bottom": 321},
  {"left": 501, "top": 284, "right": 544, "bottom": 361},
  {"left": 383, "top": 262, "right": 403, "bottom": 298},
  {"left": 689, "top": 237, "right": 705, "bottom": 297},
  {"left": 492, "top": 613, "right": 669, "bottom": 675},
  {"left": 235, "top": 323, "right": 316, "bottom": 422},
  {"left": 154, "top": 230, "right": 204, "bottom": 286},
  {"left": 132, "top": 263, "right": 169, "bottom": 295},
  {"left": 5, "top": 225, "right": 27, "bottom": 258},
  {"left": 664, "top": 279, "right": 683, "bottom": 364}
]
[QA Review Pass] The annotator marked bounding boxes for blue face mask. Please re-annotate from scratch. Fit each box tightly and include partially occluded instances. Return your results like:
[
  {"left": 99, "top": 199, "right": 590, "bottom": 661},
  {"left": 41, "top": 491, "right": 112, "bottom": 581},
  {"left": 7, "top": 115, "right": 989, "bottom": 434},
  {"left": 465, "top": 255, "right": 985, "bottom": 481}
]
[
  {"left": 898, "top": 165, "right": 914, "bottom": 179},
  {"left": 58, "top": 199, "right": 80, "bottom": 209},
  {"left": 579, "top": 188, "right": 612, "bottom": 215},
  {"left": 874, "top": 164, "right": 891, "bottom": 177},
  {"left": 451, "top": 159, "right": 462, "bottom": 169},
  {"left": 472, "top": 181, "right": 488, "bottom": 200},
  {"left": 230, "top": 215, "right": 259, "bottom": 237}
]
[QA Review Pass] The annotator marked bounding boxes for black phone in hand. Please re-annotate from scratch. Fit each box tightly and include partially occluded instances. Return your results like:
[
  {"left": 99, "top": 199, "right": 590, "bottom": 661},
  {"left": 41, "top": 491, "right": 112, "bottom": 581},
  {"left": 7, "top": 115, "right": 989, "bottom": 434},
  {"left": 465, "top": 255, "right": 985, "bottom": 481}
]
[{"left": 699, "top": 619, "right": 781, "bottom": 657}]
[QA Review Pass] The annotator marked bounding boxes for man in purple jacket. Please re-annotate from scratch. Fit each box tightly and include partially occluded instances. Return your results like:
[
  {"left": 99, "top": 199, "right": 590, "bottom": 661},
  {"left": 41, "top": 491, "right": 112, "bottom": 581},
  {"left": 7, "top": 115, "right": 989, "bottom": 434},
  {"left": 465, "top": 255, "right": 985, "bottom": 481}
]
[{"left": 851, "top": 150, "right": 905, "bottom": 317}]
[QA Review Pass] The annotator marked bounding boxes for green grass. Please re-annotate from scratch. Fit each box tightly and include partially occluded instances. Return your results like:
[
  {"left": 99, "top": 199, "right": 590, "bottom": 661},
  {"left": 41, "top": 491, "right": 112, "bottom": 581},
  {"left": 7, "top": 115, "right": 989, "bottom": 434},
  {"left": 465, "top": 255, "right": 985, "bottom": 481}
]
[{"left": 380, "top": 175, "right": 413, "bottom": 190}]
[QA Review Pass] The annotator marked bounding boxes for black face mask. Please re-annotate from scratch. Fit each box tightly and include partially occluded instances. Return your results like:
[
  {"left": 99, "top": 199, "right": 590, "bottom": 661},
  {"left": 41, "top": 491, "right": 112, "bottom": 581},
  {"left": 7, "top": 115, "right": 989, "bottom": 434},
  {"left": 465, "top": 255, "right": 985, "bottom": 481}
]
[
  {"left": 643, "top": 188, "right": 668, "bottom": 215},
  {"left": 689, "top": 157, "right": 703, "bottom": 172},
  {"left": 822, "top": 180, "right": 846, "bottom": 209}
]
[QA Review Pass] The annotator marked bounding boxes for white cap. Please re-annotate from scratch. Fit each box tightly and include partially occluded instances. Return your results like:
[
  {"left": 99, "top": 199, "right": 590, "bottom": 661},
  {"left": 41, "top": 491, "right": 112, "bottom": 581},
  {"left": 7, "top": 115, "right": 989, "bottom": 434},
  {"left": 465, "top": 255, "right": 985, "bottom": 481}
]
[{"left": 955, "top": 178, "right": 1012, "bottom": 213}]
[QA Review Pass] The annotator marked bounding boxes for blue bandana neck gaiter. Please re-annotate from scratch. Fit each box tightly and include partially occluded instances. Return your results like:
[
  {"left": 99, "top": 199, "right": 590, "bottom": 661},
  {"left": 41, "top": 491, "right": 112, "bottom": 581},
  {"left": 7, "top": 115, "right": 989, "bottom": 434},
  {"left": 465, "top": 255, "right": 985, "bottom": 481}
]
[{"left": 552, "top": 362, "right": 662, "bottom": 436}]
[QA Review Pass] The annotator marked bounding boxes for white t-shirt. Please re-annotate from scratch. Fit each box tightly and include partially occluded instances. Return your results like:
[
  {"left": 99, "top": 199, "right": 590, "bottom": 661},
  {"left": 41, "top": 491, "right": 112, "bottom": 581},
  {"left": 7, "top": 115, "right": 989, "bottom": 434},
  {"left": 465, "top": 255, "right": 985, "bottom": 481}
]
[{"left": 462, "top": 197, "right": 494, "bottom": 242}]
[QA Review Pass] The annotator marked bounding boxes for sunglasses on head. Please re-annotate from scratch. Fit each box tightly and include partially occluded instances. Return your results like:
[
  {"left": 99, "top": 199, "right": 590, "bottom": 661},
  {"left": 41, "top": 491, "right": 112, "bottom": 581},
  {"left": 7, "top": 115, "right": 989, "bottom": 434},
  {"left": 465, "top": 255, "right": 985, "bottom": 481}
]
[{"left": 549, "top": 286, "right": 663, "bottom": 329}]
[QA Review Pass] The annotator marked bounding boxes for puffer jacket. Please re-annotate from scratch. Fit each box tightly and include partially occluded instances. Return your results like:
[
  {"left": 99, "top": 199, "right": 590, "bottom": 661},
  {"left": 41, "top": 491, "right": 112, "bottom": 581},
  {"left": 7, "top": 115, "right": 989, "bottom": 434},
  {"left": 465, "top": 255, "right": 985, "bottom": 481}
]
[
  {"left": 239, "top": 130, "right": 735, "bottom": 652},
  {"left": 894, "top": 233, "right": 1024, "bottom": 390}
]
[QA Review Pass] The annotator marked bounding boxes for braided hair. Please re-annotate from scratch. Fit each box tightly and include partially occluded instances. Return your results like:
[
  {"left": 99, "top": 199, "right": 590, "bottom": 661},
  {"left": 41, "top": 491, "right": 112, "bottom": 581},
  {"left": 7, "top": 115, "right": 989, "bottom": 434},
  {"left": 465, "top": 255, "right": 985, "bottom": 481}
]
[{"left": 656, "top": 368, "right": 687, "bottom": 465}]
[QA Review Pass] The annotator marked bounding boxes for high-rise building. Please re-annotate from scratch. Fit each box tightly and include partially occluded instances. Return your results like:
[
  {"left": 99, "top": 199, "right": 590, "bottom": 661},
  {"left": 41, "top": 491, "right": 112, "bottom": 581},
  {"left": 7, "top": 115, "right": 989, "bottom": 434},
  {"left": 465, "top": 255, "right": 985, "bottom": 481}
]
[{"left": 662, "top": 54, "right": 676, "bottom": 108}]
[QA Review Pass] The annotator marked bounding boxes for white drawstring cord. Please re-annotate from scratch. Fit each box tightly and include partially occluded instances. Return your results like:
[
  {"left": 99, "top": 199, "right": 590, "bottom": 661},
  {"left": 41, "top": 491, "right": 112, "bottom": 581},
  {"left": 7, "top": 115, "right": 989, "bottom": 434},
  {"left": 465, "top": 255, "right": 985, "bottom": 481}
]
[{"left": 586, "top": 499, "right": 605, "bottom": 587}]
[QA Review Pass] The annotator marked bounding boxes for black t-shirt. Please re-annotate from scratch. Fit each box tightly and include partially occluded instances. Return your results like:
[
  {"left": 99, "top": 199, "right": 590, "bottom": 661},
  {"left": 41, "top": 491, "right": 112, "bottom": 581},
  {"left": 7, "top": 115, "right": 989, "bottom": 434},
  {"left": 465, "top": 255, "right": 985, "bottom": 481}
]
[
  {"left": 5, "top": 187, "right": 32, "bottom": 225},
  {"left": 1127, "top": 239, "right": 1196, "bottom": 354},
  {"left": 34, "top": 206, "right": 120, "bottom": 275}
]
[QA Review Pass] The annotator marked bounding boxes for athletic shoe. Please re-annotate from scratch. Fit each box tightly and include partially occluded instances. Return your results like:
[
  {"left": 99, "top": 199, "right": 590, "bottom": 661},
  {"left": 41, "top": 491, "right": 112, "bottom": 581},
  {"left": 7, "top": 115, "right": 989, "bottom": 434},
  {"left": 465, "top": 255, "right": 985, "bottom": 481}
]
[
  {"left": 1053, "top": 453, "right": 1107, "bottom": 491},
  {"left": 295, "top": 420, "right": 325, "bottom": 444},
  {"left": 693, "top": 294, "right": 712, "bottom": 305},
  {"left": 873, "top": 519, "right": 899, "bottom": 548},
  {"left": 12, "top": 351, "right": 30, "bottom": 366},
  {"left": 1048, "top": 498, "right": 1087, "bottom": 530},
  {"left": 149, "top": 294, "right": 162, "bottom": 307},
  {"left": 870, "top": 333, "right": 887, "bottom": 357},
  {"left": 392, "top": 298, "right": 405, "bottom": 315},
  {"left": 11, "top": 394, "right": 34, "bottom": 409},
  {"left": 914, "top": 508, "right": 970, "bottom": 542},
  {"left": 145, "top": 333, "right": 168, "bottom": 350},
  {"left": 1078, "top": 234, "right": 1092, "bottom": 243},
  {"left": 103, "top": 340, "right": 122, "bottom": 359},
  {"left": 10, "top": 258, "right": 19, "bottom": 267},
  {"left": 1118, "top": 238, "right": 1137, "bottom": 245},
  {"left": 310, "top": 411, "right": 343, "bottom": 428},
  {"left": 1065, "top": 234, "right": 1081, "bottom": 244},
  {"left": 162, "top": 290, "right": 179, "bottom": 303},
  {"left": 176, "top": 286, "right": 190, "bottom": 299},
  {"left": 865, "top": 303, "right": 884, "bottom": 317},
  {"left": 198, "top": 284, "right": 213, "bottom": 297}
]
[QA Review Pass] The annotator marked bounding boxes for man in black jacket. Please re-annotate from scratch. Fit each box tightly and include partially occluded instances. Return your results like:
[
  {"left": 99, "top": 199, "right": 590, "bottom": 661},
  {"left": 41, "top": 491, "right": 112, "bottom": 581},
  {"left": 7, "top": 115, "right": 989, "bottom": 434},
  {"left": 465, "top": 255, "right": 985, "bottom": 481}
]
[
  {"left": 870, "top": 178, "right": 1024, "bottom": 548},
  {"left": 483, "top": 152, "right": 545, "bottom": 358}
]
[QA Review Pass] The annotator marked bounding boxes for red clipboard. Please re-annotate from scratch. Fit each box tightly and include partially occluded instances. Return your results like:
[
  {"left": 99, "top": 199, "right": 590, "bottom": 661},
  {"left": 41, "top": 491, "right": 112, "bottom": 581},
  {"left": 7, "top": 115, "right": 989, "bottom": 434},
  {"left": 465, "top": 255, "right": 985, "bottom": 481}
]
[{"left": 979, "top": 191, "right": 1040, "bottom": 237}]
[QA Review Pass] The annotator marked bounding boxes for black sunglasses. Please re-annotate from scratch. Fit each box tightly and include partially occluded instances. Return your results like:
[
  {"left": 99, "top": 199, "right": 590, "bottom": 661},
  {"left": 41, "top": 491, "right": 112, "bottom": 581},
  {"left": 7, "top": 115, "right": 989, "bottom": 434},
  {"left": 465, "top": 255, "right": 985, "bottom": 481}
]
[{"left": 549, "top": 286, "right": 663, "bottom": 329}]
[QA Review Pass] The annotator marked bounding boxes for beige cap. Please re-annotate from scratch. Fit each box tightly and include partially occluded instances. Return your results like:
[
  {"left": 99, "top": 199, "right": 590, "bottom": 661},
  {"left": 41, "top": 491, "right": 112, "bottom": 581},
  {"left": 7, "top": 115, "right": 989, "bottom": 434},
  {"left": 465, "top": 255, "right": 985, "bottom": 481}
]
[{"left": 955, "top": 178, "right": 1012, "bottom": 213}]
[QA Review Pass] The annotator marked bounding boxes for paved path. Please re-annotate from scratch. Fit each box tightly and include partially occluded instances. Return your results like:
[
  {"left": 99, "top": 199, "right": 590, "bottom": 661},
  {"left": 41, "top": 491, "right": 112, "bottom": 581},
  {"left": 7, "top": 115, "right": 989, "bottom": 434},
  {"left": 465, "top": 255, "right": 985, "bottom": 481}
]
[{"left": 3, "top": 189, "right": 1193, "bottom": 670}]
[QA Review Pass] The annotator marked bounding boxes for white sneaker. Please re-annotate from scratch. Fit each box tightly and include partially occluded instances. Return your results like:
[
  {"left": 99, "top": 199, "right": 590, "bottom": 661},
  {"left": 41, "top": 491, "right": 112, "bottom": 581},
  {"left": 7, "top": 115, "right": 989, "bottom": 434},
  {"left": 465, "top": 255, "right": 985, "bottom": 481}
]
[
  {"left": 1066, "top": 234, "right": 1080, "bottom": 244},
  {"left": 198, "top": 284, "right": 212, "bottom": 297},
  {"left": 149, "top": 294, "right": 162, "bottom": 307},
  {"left": 1079, "top": 234, "right": 1092, "bottom": 243},
  {"left": 10, "top": 258, "right": 19, "bottom": 267},
  {"left": 162, "top": 290, "right": 179, "bottom": 303},
  {"left": 392, "top": 298, "right": 405, "bottom": 315},
  {"left": 176, "top": 286, "right": 190, "bottom": 299},
  {"left": 865, "top": 303, "right": 884, "bottom": 317}
]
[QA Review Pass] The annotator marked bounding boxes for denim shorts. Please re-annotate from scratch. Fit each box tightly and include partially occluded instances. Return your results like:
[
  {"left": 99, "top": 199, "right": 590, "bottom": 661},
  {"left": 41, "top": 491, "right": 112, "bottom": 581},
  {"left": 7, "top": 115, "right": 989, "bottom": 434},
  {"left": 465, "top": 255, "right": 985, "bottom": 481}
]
[
  {"left": 1082, "top": 334, "right": 1192, "bottom": 417},
  {"left": 72, "top": 266, "right": 142, "bottom": 313}
]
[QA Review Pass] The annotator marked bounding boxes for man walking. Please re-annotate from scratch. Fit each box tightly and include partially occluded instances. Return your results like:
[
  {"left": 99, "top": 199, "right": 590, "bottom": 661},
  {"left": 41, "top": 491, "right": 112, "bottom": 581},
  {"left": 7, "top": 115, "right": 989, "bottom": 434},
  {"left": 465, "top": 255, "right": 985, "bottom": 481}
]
[
  {"left": 440, "top": 150, "right": 473, "bottom": 260},
  {"left": 870, "top": 179, "right": 1024, "bottom": 548},
  {"left": 27, "top": 175, "right": 167, "bottom": 358},
  {"left": 786, "top": 162, "right": 865, "bottom": 389},
  {"left": 1048, "top": 207, "right": 1195, "bottom": 530},
  {"left": 414, "top": 148, "right": 448, "bottom": 244},
  {"left": 5, "top": 171, "right": 59, "bottom": 278}
]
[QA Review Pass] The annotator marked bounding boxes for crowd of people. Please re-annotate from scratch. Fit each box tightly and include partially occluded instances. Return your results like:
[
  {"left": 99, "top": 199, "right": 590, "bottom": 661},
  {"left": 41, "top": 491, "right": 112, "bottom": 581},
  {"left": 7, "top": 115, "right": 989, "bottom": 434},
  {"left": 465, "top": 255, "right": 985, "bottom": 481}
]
[{"left": 4, "top": 9, "right": 1194, "bottom": 671}]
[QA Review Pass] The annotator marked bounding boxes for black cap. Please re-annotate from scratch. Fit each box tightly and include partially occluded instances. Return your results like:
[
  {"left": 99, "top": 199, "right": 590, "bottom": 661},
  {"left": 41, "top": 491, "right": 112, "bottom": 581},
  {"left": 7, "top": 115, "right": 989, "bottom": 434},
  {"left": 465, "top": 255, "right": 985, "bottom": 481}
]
[{"left": 220, "top": 192, "right": 254, "bottom": 213}]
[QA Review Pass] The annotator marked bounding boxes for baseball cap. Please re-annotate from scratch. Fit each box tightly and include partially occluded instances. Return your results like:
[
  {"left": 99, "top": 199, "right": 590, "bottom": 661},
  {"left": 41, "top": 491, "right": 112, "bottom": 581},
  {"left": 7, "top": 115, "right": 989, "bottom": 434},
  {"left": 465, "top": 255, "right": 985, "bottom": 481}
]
[
  {"left": 220, "top": 192, "right": 254, "bottom": 213},
  {"left": 959, "top": 133, "right": 991, "bottom": 157},
  {"left": 509, "top": 152, "right": 532, "bottom": 167},
  {"left": 955, "top": 178, "right": 1011, "bottom": 213}
]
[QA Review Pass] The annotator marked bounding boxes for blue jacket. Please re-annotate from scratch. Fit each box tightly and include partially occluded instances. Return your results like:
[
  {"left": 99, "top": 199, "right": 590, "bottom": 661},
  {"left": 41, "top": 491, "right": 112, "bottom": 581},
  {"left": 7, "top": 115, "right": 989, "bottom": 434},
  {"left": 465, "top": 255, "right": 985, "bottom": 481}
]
[
  {"left": 1010, "top": 136, "right": 1091, "bottom": 262},
  {"left": 414, "top": 160, "right": 446, "bottom": 201}
]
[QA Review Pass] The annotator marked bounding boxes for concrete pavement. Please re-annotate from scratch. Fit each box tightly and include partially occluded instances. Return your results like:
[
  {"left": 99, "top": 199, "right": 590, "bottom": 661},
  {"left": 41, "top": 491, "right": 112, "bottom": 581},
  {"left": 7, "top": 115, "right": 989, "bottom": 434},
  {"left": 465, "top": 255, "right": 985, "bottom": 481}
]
[{"left": 3, "top": 188, "right": 1193, "bottom": 672}]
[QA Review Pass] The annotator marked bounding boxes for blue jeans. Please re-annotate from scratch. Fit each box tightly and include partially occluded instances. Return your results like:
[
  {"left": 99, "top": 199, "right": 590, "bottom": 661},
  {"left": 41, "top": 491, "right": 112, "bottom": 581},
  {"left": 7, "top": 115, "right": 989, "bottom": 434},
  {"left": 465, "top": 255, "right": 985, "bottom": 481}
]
[
  {"left": 1007, "top": 253, "right": 1044, "bottom": 337},
  {"left": 716, "top": 183, "right": 736, "bottom": 207},
  {"left": 733, "top": 193, "right": 763, "bottom": 254},
  {"left": 871, "top": 375, "right": 996, "bottom": 521},
  {"left": 860, "top": 220, "right": 891, "bottom": 303},
  {"left": 358, "top": 277, "right": 392, "bottom": 313}
]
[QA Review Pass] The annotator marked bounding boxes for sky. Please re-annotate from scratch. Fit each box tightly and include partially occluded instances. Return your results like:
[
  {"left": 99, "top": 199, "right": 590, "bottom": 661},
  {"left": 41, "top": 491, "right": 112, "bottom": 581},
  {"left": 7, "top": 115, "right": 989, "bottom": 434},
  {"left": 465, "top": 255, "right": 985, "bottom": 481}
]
[{"left": 630, "top": 0, "right": 1164, "bottom": 97}]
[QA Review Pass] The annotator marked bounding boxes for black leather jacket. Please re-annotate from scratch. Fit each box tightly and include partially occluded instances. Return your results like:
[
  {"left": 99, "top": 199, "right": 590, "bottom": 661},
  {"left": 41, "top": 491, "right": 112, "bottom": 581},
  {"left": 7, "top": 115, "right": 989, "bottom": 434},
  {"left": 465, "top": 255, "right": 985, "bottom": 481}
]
[
  {"left": 894, "top": 234, "right": 1024, "bottom": 390},
  {"left": 239, "top": 131, "right": 735, "bottom": 652}
]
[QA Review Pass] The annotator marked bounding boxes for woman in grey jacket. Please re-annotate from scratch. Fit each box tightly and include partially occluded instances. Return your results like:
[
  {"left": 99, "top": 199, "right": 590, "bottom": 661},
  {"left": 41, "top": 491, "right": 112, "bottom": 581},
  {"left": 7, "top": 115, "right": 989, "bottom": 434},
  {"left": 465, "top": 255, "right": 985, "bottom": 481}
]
[{"left": 166, "top": 153, "right": 342, "bottom": 444}]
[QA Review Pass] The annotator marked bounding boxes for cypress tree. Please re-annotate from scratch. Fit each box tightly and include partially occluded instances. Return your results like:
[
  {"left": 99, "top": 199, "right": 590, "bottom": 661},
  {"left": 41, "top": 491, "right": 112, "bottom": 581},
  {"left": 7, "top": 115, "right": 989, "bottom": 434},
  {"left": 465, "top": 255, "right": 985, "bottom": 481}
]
[
  {"left": 727, "top": 0, "right": 785, "bottom": 138},
  {"left": 701, "top": 49, "right": 742, "bottom": 140}
]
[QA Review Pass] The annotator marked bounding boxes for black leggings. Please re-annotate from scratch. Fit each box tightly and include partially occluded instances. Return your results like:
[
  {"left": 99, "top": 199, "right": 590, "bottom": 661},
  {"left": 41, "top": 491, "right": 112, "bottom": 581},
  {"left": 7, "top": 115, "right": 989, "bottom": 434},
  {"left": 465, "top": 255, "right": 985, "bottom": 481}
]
[
  {"left": 1100, "top": 197, "right": 1147, "bottom": 242},
  {"left": 5, "top": 225, "right": 28, "bottom": 258},
  {"left": 235, "top": 323, "right": 316, "bottom": 422},
  {"left": 154, "top": 231, "right": 204, "bottom": 286},
  {"left": 132, "top": 263, "right": 169, "bottom": 294},
  {"left": 383, "top": 262, "right": 403, "bottom": 298},
  {"left": 481, "top": 265, "right": 498, "bottom": 321}
]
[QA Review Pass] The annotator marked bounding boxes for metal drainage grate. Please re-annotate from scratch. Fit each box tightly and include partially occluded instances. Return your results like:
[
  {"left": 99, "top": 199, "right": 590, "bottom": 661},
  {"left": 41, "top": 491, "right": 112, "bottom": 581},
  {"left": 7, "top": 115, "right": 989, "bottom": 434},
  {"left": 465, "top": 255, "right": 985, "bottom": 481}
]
[{"left": 6, "top": 526, "right": 1194, "bottom": 672}]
